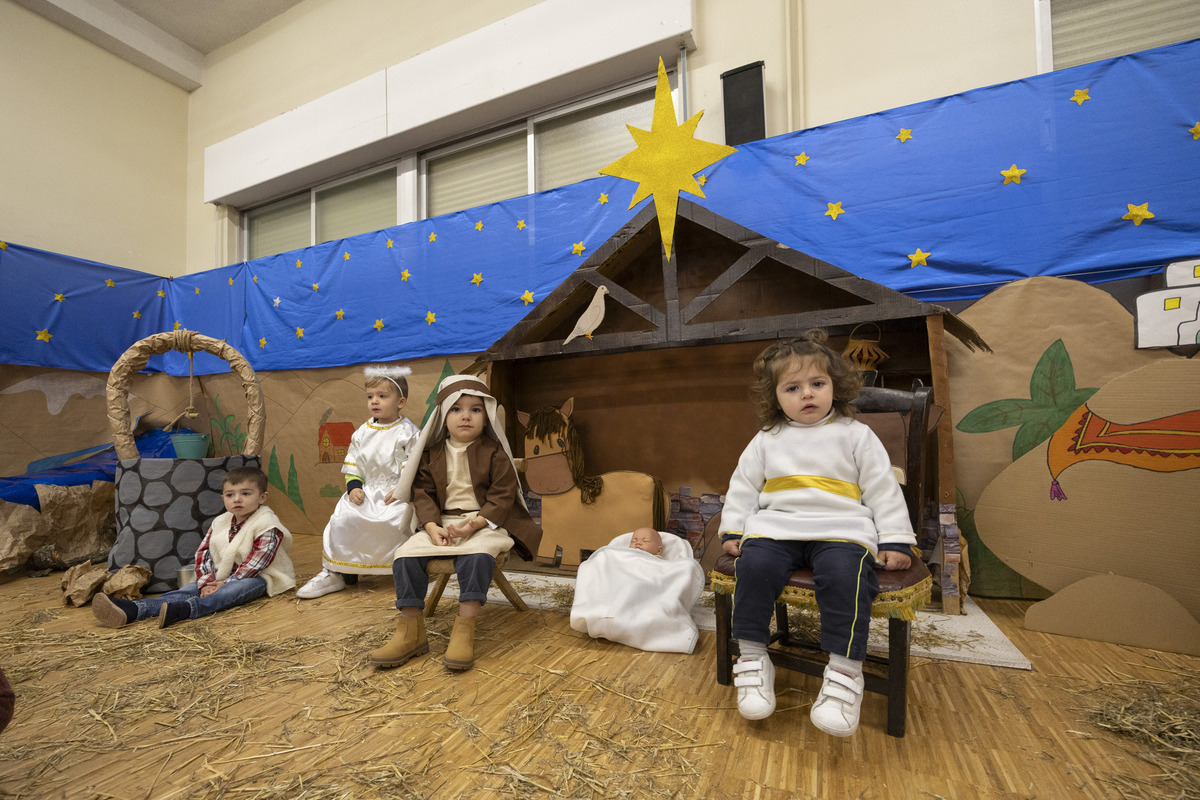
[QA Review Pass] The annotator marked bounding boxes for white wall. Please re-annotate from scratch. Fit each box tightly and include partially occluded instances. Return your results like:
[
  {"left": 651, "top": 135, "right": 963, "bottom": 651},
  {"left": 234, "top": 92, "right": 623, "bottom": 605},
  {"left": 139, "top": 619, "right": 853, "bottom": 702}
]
[{"left": 0, "top": 0, "right": 188, "bottom": 276}]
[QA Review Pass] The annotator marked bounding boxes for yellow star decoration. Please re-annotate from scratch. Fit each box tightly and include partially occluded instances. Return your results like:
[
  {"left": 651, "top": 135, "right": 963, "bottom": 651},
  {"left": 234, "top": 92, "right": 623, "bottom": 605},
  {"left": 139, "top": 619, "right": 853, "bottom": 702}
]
[
  {"left": 259, "top": 338, "right": 267, "bottom": 348},
  {"left": 429, "top": 232, "right": 437, "bottom": 243},
  {"left": 896, "top": 129, "right": 913, "bottom": 143},
  {"left": 1122, "top": 202, "right": 1155, "bottom": 226},
  {"left": 253, "top": 276, "right": 258, "bottom": 283},
  {"left": 598, "top": 193, "right": 608, "bottom": 205},
  {"left": 1001, "top": 164, "right": 1027, "bottom": 185},
  {"left": 572, "top": 242, "right": 586, "bottom": 256},
  {"left": 296, "top": 327, "right": 305, "bottom": 338},
  {"left": 157, "top": 290, "right": 166, "bottom": 298},
  {"left": 517, "top": 220, "right": 526, "bottom": 231},
  {"left": 373, "top": 319, "right": 385, "bottom": 331},
  {"left": 336, "top": 309, "right": 345, "bottom": 320},
  {"left": 908, "top": 248, "right": 931, "bottom": 268},
  {"left": 401, "top": 269, "right": 411, "bottom": 281},
  {"left": 36, "top": 329, "right": 52, "bottom": 342},
  {"left": 105, "top": 279, "right": 115, "bottom": 287},
  {"left": 228, "top": 278, "right": 234, "bottom": 286},
  {"left": 475, "top": 221, "right": 484, "bottom": 231},
  {"left": 521, "top": 290, "right": 535, "bottom": 305},
  {"left": 471, "top": 273, "right": 483, "bottom": 286},
  {"left": 296, "top": 259, "right": 302, "bottom": 269},
  {"left": 133, "top": 311, "right": 142, "bottom": 319},
  {"left": 312, "top": 283, "right": 319, "bottom": 292},
  {"left": 698, "top": 174, "right": 707, "bottom": 186},
  {"left": 0, "top": 242, "right": 7, "bottom": 250},
  {"left": 343, "top": 252, "right": 350, "bottom": 261},
  {"left": 795, "top": 153, "right": 810, "bottom": 166},
  {"left": 598, "top": 57, "right": 737, "bottom": 260},
  {"left": 825, "top": 202, "right": 845, "bottom": 221},
  {"left": 1190, "top": 122, "right": 1200, "bottom": 140},
  {"left": 387, "top": 239, "right": 394, "bottom": 249},
  {"left": 194, "top": 287, "right": 200, "bottom": 294},
  {"left": 425, "top": 311, "right": 436, "bottom": 325},
  {"left": 54, "top": 293, "right": 64, "bottom": 302},
  {"left": 1070, "top": 89, "right": 1090, "bottom": 106},
  {"left": 173, "top": 321, "right": 182, "bottom": 330}
]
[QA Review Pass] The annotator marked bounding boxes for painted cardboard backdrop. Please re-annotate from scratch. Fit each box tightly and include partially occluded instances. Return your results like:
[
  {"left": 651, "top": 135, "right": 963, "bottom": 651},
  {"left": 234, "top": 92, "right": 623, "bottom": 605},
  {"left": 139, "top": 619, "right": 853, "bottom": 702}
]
[{"left": 945, "top": 277, "right": 1177, "bottom": 599}]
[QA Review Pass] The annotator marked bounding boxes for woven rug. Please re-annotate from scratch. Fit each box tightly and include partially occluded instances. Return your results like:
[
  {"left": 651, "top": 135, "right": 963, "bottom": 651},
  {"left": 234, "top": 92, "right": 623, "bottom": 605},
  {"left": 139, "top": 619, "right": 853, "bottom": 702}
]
[{"left": 469, "top": 572, "right": 1032, "bottom": 670}]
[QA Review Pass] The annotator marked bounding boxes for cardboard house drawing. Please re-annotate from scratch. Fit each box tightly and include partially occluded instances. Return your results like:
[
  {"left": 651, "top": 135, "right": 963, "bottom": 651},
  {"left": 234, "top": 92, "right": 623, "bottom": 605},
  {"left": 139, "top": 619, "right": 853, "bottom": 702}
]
[
  {"left": 1135, "top": 258, "right": 1200, "bottom": 348},
  {"left": 474, "top": 198, "right": 988, "bottom": 612}
]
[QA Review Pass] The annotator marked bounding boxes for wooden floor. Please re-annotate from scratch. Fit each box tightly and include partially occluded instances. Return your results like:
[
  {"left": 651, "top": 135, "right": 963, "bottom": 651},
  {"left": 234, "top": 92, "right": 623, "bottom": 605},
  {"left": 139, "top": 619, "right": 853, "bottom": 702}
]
[{"left": 1, "top": 534, "right": 1194, "bottom": 800}]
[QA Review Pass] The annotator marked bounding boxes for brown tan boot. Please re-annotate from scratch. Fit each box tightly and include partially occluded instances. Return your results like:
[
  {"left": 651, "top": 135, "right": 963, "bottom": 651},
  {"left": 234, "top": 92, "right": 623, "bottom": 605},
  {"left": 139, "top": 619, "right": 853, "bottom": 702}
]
[
  {"left": 443, "top": 615, "right": 477, "bottom": 671},
  {"left": 370, "top": 615, "right": 428, "bottom": 668}
]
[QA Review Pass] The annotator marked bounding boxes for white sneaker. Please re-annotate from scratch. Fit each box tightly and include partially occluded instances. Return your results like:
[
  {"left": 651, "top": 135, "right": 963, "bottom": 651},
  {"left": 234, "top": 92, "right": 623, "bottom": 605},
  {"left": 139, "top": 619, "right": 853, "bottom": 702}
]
[
  {"left": 733, "top": 655, "right": 776, "bottom": 720},
  {"left": 297, "top": 569, "right": 346, "bottom": 599},
  {"left": 810, "top": 664, "right": 865, "bottom": 737}
]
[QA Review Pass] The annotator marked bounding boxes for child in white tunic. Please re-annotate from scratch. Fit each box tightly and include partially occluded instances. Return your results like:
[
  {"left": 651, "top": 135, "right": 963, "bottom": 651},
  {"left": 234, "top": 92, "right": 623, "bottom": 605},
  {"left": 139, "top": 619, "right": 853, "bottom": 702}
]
[{"left": 298, "top": 365, "right": 421, "bottom": 598}]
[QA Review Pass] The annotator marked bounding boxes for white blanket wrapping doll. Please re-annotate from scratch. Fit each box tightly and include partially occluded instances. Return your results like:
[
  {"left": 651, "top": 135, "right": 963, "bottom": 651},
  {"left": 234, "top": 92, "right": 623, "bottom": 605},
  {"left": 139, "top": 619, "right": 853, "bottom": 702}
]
[{"left": 569, "top": 530, "right": 705, "bottom": 654}]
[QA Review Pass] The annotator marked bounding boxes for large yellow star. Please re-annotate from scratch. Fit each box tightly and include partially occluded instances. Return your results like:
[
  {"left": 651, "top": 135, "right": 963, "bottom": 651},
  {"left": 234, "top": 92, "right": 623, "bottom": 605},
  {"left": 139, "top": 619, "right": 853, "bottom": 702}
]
[
  {"left": 1070, "top": 89, "right": 1090, "bottom": 106},
  {"left": 599, "top": 57, "right": 737, "bottom": 259},
  {"left": 908, "top": 248, "right": 930, "bottom": 268},
  {"left": 521, "top": 290, "right": 535, "bottom": 305},
  {"left": 471, "top": 273, "right": 483, "bottom": 286},
  {"left": 36, "top": 329, "right": 52, "bottom": 342},
  {"left": 373, "top": 319, "right": 385, "bottom": 331},
  {"left": 825, "top": 202, "right": 845, "bottom": 221},
  {"left": 425, "top": 311, "right": 436, "bottom": 325},
  {"left": 1122, "top": 202, "right": 1154, "bottom": 226},
  {"left": 1001, "top": 164, "right": 1027, "bottom": 185}
]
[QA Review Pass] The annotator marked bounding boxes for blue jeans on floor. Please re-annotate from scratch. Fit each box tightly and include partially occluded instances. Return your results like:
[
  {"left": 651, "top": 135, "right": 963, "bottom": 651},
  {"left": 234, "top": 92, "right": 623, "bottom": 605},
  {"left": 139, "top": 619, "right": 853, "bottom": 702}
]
[{"left": 133, "top": 576, "right": 268, "bottom": 622}]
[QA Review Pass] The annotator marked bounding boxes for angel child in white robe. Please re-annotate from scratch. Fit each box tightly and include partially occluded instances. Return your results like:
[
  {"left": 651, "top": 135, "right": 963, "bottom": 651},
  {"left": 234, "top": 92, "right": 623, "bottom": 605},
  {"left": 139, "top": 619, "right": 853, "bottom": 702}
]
[{"left": 298, "top": 365, "right": 420, "bottom": 598}]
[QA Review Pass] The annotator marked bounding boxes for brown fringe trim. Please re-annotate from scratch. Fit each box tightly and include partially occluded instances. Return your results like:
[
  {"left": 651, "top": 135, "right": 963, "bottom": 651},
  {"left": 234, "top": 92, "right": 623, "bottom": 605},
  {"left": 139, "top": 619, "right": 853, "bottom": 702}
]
[{"left": 709, "top": 572, "right": 932, "bottom": 621}]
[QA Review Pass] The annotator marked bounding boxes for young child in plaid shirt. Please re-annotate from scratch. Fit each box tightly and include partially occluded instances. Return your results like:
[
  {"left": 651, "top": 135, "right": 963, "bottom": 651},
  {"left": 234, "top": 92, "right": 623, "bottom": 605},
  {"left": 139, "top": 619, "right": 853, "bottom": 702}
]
[{"left": 92, "top": 466, "right": 295, "bottom": 629}]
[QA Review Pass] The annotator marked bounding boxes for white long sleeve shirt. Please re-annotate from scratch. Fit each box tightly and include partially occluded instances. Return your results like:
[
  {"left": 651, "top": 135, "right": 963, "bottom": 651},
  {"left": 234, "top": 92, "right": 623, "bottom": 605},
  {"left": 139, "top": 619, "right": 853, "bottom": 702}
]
[{"left": 720, "top": 413, "right": 915, "bottom": 555}]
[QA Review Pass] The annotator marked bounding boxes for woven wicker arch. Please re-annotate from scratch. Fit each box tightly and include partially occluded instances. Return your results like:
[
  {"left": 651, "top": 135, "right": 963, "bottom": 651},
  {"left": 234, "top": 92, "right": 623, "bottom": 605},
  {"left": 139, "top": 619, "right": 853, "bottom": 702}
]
[{"left": 106, "top": 331, "right": 265, "bottom": 459}]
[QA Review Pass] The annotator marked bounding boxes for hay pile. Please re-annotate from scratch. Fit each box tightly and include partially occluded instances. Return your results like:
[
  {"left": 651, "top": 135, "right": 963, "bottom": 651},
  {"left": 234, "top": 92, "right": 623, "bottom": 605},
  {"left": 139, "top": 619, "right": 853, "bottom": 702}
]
[{"left": 1081, "top": 662, "right": 1200, "bottom": 800}]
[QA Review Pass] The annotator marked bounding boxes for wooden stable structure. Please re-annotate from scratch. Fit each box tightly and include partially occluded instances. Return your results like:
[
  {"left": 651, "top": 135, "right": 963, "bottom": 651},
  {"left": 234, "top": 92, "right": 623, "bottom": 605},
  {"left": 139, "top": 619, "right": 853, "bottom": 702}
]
[{"left": 477, "top": 200, "right": 986, "bottom": 612}]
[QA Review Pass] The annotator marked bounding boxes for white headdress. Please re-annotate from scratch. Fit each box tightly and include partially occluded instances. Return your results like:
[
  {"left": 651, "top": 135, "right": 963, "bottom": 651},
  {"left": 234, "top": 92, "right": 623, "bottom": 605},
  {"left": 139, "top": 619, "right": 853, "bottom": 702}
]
[{"left": 363, "top": 364, "right": 413, "bottom": 396}]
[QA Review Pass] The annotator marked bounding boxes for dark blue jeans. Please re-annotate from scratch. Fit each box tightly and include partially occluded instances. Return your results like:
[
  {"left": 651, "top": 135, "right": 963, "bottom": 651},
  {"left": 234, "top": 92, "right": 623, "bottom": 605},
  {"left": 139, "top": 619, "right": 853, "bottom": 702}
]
[
  {"left": 133, "top": 576, "right": 269, "bottom": 622},
  {"left": 731, "top": 538, "right": 879, "bottom": 660},
  {"left": 392, "top": 554, "right": 496, "bottom": 610}
]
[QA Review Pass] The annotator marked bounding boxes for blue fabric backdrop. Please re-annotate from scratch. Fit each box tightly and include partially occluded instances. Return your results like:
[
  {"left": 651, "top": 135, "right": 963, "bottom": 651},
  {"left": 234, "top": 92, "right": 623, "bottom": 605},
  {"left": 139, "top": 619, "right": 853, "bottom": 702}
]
[{"left": 2, "top": 38, "right": 1197, "bottom": 376}]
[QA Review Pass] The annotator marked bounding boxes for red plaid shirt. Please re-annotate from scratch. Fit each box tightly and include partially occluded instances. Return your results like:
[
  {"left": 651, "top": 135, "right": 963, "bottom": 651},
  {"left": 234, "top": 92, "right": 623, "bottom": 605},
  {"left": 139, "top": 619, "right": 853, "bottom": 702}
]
[{"left": 195, "top": 515, "right": 282, "bottom": 590}]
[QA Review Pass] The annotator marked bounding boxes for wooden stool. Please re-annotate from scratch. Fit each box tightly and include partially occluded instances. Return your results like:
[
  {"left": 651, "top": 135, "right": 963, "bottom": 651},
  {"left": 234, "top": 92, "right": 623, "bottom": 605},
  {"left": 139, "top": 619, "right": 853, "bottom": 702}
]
[{"left": 423, "top": 551, "right": 528, "bottom": 616}]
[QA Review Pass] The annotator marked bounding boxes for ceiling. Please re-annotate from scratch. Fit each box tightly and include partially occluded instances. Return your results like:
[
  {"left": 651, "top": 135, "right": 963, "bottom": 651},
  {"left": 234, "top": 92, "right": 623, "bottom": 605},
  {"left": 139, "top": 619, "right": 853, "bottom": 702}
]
[
  {"left": 108, "top": 0, "right": 309, "bottom": 55},
  {"left": 16, "top": 0, "right": 310, "bottom": 90}
]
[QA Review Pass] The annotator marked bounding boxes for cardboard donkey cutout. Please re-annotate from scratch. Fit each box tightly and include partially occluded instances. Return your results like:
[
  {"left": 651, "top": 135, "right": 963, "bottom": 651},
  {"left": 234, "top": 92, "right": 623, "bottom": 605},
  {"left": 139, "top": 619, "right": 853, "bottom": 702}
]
[{"left": 518, "top": 398, "right": 666, "bottom": 569}]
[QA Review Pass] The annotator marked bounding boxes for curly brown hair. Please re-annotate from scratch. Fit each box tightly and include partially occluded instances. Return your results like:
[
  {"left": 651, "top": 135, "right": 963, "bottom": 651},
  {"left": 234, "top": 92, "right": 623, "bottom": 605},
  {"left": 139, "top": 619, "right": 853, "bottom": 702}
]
[{"left": 749, "top": 329, "right": 863, "bottom": 430}]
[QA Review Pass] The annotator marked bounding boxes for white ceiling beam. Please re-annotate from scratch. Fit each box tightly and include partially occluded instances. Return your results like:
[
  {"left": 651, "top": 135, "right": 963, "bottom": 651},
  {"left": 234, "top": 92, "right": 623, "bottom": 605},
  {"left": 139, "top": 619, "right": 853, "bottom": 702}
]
[{"left": 12, "top": 0, "right": 204, "bottom": 91}]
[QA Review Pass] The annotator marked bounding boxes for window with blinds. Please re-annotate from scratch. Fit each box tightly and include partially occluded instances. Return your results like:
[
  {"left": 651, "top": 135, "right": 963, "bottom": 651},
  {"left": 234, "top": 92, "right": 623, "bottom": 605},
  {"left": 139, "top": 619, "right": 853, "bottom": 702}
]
[
  {"left": 245, "top": 192, "right": 310, "bottom": 261},
  {"left": 1052, "top": 0, "right": 1200, "bottom": 69},
  {"left": 423, "top": 131, "right": 528, "bottom": 219},
  {"left": 534, "top": 87, "right": 656, "bottom": 192},
  {"left": 315, "top": 168, "right": 398, "bottom": 244}
]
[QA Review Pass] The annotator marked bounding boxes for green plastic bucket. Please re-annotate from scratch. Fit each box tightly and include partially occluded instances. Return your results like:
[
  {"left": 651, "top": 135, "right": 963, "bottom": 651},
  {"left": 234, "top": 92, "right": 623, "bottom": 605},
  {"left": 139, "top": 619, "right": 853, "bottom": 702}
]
[{"left": 170, "top": 432, "right": 211, "bottom": 459}]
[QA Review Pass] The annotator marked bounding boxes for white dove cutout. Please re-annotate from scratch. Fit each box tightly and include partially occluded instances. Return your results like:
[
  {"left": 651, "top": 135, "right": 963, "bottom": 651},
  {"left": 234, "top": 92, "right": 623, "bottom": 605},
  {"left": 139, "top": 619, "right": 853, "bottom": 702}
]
[{"left": 563, "top": 285, "right": 610, "bottom": 346}]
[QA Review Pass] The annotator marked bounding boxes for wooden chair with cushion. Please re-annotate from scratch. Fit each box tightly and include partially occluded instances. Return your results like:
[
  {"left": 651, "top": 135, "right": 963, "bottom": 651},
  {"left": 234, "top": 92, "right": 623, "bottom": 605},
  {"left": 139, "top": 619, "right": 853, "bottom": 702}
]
[
  {"left": 423, "top": 551, "right": 528, "bottom": 616},
  {"left": 710, "top": 385, "right": 936, "bottom": 738}
]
